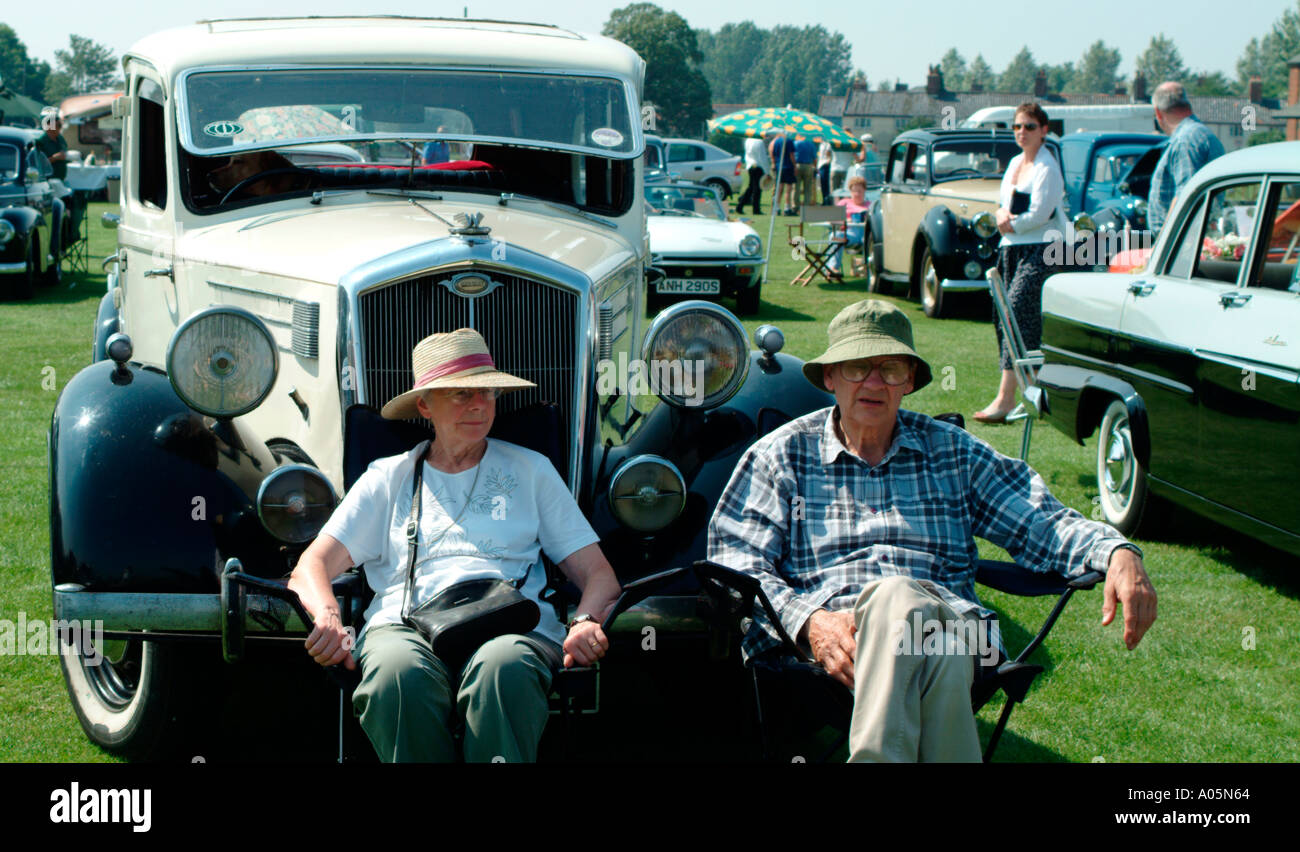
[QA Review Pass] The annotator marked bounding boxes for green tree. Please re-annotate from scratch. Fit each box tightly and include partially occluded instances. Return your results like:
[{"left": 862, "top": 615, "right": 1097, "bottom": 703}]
[
  {"left": 1042, "top": 62, "right": 1074, "bottom": 94},
  {"left": 603, "top": 4, "right": 712, "bottom": 137},
  {"left": 1236, "top": 2, "right": 1300, "bottom": 98},
  {"left": 43, "top": 34, "right": 120, "bottom": 101},
  {"left": 738, "top": 25, "right": 853, "bottom": 112},
  {"left": 967, "top": 54, "right": 996, "bottom": 91},
  {"left": 1248, "top": 128, "right": 1284, "bottom": 146},
  {"left": 998, "top": 47, "right": 1038, "bottom": 93},
  {"left": 1186, "top": 71, "right": 1235, "bottom": 97},
  {"left": 938, "top": 48, "right": 966, "bottom": 92},
  {"left": 1067, "top": 40, "right": 1121, "bottom": 93},
  {"left": 697, "top": 21, "right": 767, "bottom": 104},
  {"left": 0, "top": 24, "right": 51, "bottom": 101},
  {"left": 1135, "top": 34, "right": 1188, "bottom": 87}
]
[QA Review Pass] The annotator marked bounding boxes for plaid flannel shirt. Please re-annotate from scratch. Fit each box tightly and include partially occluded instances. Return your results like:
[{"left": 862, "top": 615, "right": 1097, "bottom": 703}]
[
  {"left": 706, "top": 406, "right": 1137, "bottom": 660},
  {"left": 1148, "top": 115, "right": 1225, "bottom": 230}
]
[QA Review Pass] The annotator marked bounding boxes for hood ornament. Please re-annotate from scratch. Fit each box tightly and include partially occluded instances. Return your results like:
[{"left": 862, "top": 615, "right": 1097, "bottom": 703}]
[{"left": 450, "top": 211, "right": 491, "bottom": 237}]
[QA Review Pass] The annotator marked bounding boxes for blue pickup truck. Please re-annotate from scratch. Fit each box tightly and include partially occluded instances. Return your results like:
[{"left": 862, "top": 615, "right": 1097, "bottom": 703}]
[{"left": 1058, "top": 131, "right": 1165, "bottom": 233}]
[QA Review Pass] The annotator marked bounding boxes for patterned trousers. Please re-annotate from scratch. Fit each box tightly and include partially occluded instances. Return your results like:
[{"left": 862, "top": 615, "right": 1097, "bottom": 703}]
[{"left": 993, "top": 242, "right": 1050, "bottom": 370}]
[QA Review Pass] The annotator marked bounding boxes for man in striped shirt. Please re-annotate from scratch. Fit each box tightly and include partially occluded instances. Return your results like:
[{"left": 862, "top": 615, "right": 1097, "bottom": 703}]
[{"left": 707, "top": 300, "right": 1157, "bottom": 761}]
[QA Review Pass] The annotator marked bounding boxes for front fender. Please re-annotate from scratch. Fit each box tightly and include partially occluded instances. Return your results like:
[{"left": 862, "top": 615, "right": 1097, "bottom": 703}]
[
  {"left": 1038, "top": 363, "right": 1150, "bottom": 466},
  {"left": 918, "top": 206, "right": 967, "bottom": 277},
  {"left": 49, "top": 360, "right": 284, "bottom": 593}
]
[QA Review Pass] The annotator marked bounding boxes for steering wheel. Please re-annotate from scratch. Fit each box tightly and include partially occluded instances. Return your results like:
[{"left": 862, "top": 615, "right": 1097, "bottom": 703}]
[
  {"left": 219, "top": 167, "right": 321, "bottom": 205},
  {"left": 942, "top": 167, "right": 985, "bottom": 178}
]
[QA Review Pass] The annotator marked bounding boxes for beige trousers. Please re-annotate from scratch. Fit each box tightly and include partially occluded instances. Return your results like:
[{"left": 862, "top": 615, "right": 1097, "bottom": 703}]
[{"left": 847, "top": 576, "right": 982, "bottom": 762}]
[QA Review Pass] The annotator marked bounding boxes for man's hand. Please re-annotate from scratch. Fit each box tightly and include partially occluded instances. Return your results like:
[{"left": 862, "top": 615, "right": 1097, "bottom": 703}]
[
  {"left": 1101, "top": 548, "right": 1157, "bottom": 650},
  {"left": 304, "top": 609, "right": 356, "bottom": 670},
  {"left": 563, "top": 620, "right": 609, "bottom": 668},
  {"left": 806, "top": 609, "right": 857, "bottom": 688}
]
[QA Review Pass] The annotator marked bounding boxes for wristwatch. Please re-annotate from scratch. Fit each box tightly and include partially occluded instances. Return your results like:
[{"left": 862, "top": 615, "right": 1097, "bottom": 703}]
[{"left": 566, "top": 613, "right": 595, "bottom": 631}]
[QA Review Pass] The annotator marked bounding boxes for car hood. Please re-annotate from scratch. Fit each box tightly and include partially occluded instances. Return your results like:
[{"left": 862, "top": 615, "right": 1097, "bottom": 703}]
[
  {"left": 175, "top": 195, "right": 633, "bottom": 284},
  {"left": 647, "top": 216, "right": 754, "bottom": 257},
  {"left": 926, "top": 179, "right": 1002, "bottom": 206}
]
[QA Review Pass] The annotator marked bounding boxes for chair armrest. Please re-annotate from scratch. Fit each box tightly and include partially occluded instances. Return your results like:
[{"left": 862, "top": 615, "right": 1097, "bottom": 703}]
[
  {"left": 600, "top": 566, "right": 693, "bottom": 633},
  {"left": 693, "top": 560, "right": 812, "bottom": 663}
]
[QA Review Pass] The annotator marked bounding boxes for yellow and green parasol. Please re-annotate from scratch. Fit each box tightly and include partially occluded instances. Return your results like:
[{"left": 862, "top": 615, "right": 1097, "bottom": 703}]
[{"left": 708, "top": 107, "right": 861, "bottom": 151}]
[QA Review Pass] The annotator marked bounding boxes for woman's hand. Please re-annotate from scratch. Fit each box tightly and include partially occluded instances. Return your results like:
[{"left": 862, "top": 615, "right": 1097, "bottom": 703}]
[
  {"left": 996, "top": 207, "right": 1015, "bottom": 235},
  {"left": 562, "top": 620, "right": 609, "bottom": 668},
  {"left": 304, "top": 609, "right": 357, "bottom": 670}
]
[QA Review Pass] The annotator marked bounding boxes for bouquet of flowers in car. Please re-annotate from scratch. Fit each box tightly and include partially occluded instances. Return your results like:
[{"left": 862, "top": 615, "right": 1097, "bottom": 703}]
[{"left": 1201, "top": 233, "right": 1249, "bottom": 260}]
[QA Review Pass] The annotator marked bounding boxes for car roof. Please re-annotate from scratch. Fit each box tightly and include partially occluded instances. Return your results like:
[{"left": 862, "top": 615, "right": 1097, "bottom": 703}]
[
  {"left": 1185, "top": 140, "right": 1300, "bottom": 185},
  {"left": 1060, "top": 131, "right": 1165, "bottom": 146},
  {"left": 0, "top": 127, "right": 39, "bottom": 146},
  {"left": 125, "top": 17, "right": 645, "bottom": 86},
  {"left": 895, "top": 128, "right": 1018, "bottom": 143}
]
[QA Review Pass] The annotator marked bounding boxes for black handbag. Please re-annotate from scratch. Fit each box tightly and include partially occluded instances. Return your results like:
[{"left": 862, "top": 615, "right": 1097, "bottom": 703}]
[{"left": 400, "top": 444, "right": 540, "bottom": 672}]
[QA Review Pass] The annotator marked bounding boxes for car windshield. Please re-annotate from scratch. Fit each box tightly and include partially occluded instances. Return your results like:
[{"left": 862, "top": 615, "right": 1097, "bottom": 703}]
[
  {"left": 0, "top": 144, "right": 17, "bottom": 180},
  {"left": 179, "top": 68, "right": 638, "bottom": 158},
  {"left": 645, "top": 185, "right": 726, "bottom": 220},
  {"left": 929, "top": 139, "right": 1023, "bottom": 181}
]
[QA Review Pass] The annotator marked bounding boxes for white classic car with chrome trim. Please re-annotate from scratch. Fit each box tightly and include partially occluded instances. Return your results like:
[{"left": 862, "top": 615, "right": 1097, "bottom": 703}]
[
  {"left": 1037, "top": 141, "right": 1300, "bottom": 555},
  {"left": 50, "top": 16, "right": 831, "bottom": 759}
]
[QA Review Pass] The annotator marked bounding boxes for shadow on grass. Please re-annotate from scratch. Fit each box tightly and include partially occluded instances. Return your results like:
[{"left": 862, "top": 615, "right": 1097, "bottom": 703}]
[{"left": 21, "top": 268, "right": 106, "bottom": 307}]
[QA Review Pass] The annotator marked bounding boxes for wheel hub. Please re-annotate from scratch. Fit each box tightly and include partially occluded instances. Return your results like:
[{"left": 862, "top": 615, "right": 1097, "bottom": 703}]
[{"left": 1103, "top": 427, "right": 1133, "bottom": 503}]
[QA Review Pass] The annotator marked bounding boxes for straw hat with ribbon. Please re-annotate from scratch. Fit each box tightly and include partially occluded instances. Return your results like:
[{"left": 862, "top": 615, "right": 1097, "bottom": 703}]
[
  {"left": 802, "top": 300, "right": 932, "bottom": 394},
  {"left": 381, "top": 328, "right": 534, "bottom": 420}
]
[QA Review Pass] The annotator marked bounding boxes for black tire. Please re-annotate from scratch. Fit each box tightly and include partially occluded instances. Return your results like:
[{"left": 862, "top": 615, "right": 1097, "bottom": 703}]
[
  {"left": 41, "top": 233, "right": 62, "bottom": 287},
  {"left": 918, "top": 246, "right": 946, "bottom": 318},
  {"left": 8, "top": 236, "right": 36, "bottom": 301},
  {"left": 1095, "top": 399, "right": 1149, "bottom": 536},
  {"left": 706, "top": 178, "right": 731, "bottom": 201},
  {"left": 735, "top": 283, "right": 761, "bottom": 316},
  {"left": 865, "top": 232, "right": 886, "bottom": 294},
  {"left": 59, "top": 634, "right": 198, "bottom": 760}
]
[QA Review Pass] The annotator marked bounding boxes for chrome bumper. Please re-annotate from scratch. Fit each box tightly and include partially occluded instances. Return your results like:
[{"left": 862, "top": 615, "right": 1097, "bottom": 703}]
[
  {"left": 939, "top": 278, "right": 989, "bottom": 292},
  {"left": 0, "top": 261, "right": 28, "bottom": 273}
]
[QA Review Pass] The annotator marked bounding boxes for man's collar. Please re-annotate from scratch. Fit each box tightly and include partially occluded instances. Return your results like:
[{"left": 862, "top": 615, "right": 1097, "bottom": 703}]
[{"left": 820, "top": 406, "right": 924, "bottom": 466}]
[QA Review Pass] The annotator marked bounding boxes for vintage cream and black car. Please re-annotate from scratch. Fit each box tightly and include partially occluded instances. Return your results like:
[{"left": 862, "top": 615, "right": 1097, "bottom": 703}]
[
  {"left": 50, "top": 17, "right": 829, "bottom": 758},
  {"left": 1, "top": 126, "right": 68, "bottom": 297},
  {"left": 1037, "top": 141, "right": 1300, "bottom": 554},
  {"left": 865, "top": 128, "right": 1069, "bottom": 318}
]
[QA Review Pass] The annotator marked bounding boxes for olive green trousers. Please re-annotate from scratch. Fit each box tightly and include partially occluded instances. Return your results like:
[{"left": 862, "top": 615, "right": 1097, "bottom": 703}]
[{"left": 352, "top": 623, "right": 561, "bottom": 763}]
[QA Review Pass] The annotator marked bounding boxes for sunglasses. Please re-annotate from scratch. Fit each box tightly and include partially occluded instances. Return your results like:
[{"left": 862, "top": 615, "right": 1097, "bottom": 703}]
[
  {"left": 1011, "top": 122, "right": 1039, "bottom": 131},
  {"left": 437, "top": 388, "right": 502, "bottom": 405},
  {"left": 837, "top": 359, "right": 911, "bottom": 386}
]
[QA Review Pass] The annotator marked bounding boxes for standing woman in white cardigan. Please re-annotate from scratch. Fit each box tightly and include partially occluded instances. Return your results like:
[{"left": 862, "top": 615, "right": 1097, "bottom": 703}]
[{"left": 974, "top": 102, "right": 1068, "bottom": 424}]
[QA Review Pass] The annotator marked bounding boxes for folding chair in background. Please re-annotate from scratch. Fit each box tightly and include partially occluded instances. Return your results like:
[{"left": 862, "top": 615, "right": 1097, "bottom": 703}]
[
  {"left": 787, "top": 205, "right": 847, "bottom": 287},
  {"left": 986, "top": 267, "right": 1044, "bottom": 461}
]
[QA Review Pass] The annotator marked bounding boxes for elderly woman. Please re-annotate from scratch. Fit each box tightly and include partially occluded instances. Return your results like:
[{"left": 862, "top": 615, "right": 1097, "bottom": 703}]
[
  {"left": 289, "top": 328, "right": 621, "bottom": 762},
  {"left": 975, "top": 102, "right": 1068, "bottom": 423}
]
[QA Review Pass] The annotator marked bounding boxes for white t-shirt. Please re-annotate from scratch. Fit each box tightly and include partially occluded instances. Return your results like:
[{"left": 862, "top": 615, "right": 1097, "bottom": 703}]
[
  {"left": 744, "top": 136, "right": 771, "bottom": 172},
  {"left": 321, "top": 438, "right": 600, "bottom": 646},
  {"left": 999, "top": 149, "right": 1069, "bottom": 246}
]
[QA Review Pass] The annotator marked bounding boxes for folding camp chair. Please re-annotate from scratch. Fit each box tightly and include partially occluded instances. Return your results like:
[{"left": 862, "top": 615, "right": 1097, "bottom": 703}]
[
  {"left": 986, "top": 267, "right": 1044, "bottom": 461},
  {"left": 787, "top": 205, "right": 847, "bottom": 286},
  {"left": 692, "top": 558, "right": 1101, "bottom": 763},
  {"left": 219, "top": 401, "right": 680, "bottom": 762},
  {"left": 62, "top": 190, "right": 90, "bottom": 276}
]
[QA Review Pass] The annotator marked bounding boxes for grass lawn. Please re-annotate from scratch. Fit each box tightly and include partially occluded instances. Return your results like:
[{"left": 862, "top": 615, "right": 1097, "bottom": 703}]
[{"left": 0, "top": 200, "right": 1297, "bottom": 762}]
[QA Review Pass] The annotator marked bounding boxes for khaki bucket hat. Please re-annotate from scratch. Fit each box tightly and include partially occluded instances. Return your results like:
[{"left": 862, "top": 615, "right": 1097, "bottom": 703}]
[
  {"left": 380, "top": 328, "right": 534, "bottom": 420},
  {"left": 802, "top": 300, "right": 932, "bottom": 393}
]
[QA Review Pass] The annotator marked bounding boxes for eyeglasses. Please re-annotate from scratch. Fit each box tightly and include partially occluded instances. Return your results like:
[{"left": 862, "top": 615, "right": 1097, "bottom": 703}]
[
  {"left": 437, "top": 388, "right": 502, "bottom": 405},
  {"left": 837, "top": 359, "right": 912, "bottom": 386},
  {"left": 1011, "top": 122, "right": 1039, "bottom": 131}
]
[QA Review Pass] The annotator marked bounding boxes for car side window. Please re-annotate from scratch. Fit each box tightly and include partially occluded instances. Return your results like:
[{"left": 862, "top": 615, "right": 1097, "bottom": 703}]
[
  {"left": 27, "top": 149, "right": 53, "bottom": 180},
  {"left": 1248, "top": 180, "right": 1300, "bottom": 292},
  {"left": 1193, "top": 182, "right": 1262, "bottom": 285},
  {"left": 888, "top": 143, "right": 908, "bottom": 184},
  {"left": 1165, "top": 194, "right": 1208, "bottom": 280},
  {"left": 667, "top": 143, "right": 699, "bottom": 163},
  {"left": 135, "top": 77, "right": 168, "bottom": 210},
  {"left": 1092, "top": 155, "right": 1115, "bottom": 184},
  {"left": 904, "top": 146, "right": 926, "bottom": 184}
]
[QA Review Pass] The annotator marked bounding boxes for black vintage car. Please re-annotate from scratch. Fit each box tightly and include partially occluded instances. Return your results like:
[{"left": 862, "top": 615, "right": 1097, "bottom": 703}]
[
  {"left": 0, "top": 126, "right": 68, "bottom": 297},
  {"left": 1037, "top": 141, "right": 1300, "bottom": 554}
]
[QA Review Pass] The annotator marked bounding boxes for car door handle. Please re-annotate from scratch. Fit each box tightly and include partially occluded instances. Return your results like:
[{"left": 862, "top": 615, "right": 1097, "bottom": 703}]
[
  {"left": 1128, "top": 281, "right": 1155, "bottom": 296},
  {"left": 1219, "top": 291, "right": 1251, "bottom": 308},
  {"left": 144, "top": 266, "right": 174, "bottom": 281}
]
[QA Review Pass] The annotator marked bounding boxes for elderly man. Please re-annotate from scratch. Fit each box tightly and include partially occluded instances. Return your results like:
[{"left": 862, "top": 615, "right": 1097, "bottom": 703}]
[
  {"left": 35, "top": 110, "right": 69, "bottom": 181},
  {"left": 1148, "top": 82, "right": 1225, "bottom": 230},
  {"left": 707, "top": 300, "right": 1157, "bottom": 762}
]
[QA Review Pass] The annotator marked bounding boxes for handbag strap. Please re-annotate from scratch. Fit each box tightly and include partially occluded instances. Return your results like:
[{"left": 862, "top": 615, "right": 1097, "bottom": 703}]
[{"left": 399, "top": 441, "right": 531, "bottom": 619}]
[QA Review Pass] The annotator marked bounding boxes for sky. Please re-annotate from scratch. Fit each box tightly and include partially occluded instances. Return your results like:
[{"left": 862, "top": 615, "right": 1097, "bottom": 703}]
[{"left": 3, "top": 0, "right": 1290, "bottom": 90}]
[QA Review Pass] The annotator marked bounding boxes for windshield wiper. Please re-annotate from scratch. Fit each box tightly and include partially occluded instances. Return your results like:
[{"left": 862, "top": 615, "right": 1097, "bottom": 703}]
[
  {"left": 498, "top": 192, "right": 617, "bottom": 230},
  {"left": 366, "top": 189, "right": 445, "bottom": 202}
]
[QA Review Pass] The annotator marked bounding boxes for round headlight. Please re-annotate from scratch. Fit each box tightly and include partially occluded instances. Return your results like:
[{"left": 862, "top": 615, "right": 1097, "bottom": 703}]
[
  {"left": 740, "top": 234, "right": 762, "bottom": 257},
  {"left": 0, "top": 220, "right": 15, "bottom": 246},
  {"left": 609, "top": 455, "right": 685, "bottom": 533},
  {"left": 642, "top": 301, "right": 750, "bottom": 409},
  {"left": 257, "top": 464, "right": 338, "bottom": 543},
  {"left": 1072, "top": 212, "right": 1097, "bottom": 239},
  {"left": 166, "top": 306, "right": 279, "bottom": 418},
  {"left": 964, "top": 260, "right": 983, "bottom": 280},
  {"left": 971, "top": 211, "right": 998, "bottom": 240},
  {"left": 976, "top": 241, "right": 995, "bottom": 259}
]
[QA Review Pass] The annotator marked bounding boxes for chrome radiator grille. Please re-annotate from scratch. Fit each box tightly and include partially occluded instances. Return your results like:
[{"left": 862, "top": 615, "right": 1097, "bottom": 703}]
[{"left": 357, "top": 271, "right": 580, "bottom": 468}]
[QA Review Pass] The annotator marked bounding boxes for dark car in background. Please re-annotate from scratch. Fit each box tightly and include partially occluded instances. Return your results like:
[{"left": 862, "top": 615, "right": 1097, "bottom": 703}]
[
  {"left": 1058, "top": 131, "right": 1164, "bottom": 264},
  {"left": 0, "top": 126, "right": 67, "bottom": 298},
  {"left": 1037, "top": 141, "right": 1300, "bottom": 554}
]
